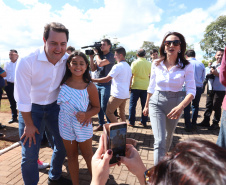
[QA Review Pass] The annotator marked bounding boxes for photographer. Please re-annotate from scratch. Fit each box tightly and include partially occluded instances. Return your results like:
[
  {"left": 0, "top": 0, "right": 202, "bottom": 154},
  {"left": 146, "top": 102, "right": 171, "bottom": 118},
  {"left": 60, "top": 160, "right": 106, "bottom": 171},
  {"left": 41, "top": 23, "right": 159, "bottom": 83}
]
[
  {"left": 89, "top": 39, "right": 115, "bottom": 131},
  {"left": 198, "top": 48, "right": 225, "bottom": 130}
]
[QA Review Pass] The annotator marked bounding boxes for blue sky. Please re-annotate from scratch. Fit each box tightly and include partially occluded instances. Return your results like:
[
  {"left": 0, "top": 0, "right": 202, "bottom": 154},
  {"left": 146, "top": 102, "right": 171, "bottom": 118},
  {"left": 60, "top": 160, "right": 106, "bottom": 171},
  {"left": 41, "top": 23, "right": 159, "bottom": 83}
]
[{"left": 0, "top": 0, "right": 225, "bottom": 63}]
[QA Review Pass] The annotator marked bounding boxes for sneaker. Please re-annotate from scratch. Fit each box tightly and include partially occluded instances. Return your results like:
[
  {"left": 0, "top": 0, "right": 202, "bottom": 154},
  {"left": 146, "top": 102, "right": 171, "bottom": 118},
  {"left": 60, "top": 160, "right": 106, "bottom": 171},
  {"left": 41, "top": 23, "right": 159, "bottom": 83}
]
[
  {"left": 208, "top": 124, "right": 220, "bottom": 130},
  {"left": 37, "top": 159, "right": 50, "bottom": 170},
  {"left": 47, "top": 176, "right": 72, "bottom": 185}
]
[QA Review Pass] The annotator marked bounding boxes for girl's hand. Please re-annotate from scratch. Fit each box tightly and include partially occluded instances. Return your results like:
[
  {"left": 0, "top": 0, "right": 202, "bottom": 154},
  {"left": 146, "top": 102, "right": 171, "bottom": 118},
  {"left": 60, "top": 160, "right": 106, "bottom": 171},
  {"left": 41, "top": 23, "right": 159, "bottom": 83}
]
[
  {"left": 91, "top": 134, "right": 113, "bottom": 185},
  {"left": 143, "top": 107, "right": 149, "bottom": 116},
  {"left": 76, "top": 111, "right": 86, "bottom": 123},
  {"left": 81, "top": 118, "right": 92, "bottom": 127},
  {"left": 167, "top": 105, "right": 184, "bottom": 119}
]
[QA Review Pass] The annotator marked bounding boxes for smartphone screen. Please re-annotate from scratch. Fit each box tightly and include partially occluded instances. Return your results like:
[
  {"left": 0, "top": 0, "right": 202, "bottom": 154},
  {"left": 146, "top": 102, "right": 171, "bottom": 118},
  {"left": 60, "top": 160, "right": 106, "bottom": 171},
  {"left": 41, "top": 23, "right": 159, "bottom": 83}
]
[{"left": 109, "top": 123, "right": 127, "bottom": 164}]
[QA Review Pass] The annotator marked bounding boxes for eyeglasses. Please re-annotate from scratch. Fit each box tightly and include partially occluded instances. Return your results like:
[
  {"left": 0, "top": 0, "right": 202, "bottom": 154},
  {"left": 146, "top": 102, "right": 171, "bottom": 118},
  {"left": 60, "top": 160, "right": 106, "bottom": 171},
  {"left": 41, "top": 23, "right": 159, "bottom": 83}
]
[
  {"left": 164, "top": 40, "right": 181, "bottom": 46},
  {"left": 144, "top": 167, "right": 154, "bottom": 184}
]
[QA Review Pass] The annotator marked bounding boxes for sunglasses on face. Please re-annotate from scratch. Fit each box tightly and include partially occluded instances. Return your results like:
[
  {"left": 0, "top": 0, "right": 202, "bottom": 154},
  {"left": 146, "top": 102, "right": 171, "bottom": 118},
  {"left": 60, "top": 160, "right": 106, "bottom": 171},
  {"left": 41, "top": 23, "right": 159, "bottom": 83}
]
[
  {"left": 164, "top": 40, "right": 181, "bottom": 46},
  {"left": 144, "top": 167, "right": 154, "bottom": 184}
]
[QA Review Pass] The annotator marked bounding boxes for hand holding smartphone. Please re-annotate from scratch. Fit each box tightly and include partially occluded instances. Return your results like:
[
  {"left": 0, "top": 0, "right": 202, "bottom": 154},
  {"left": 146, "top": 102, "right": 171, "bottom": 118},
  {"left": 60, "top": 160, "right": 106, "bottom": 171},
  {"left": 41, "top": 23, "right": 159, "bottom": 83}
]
[{"left": 103, "top": 122, "right": 127, "bottom": 164}]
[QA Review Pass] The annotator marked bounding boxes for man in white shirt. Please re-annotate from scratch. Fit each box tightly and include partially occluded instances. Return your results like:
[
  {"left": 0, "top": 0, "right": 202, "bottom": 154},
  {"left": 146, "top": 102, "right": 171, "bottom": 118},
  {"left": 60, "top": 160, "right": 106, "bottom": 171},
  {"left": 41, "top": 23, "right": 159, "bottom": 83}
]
[
  {"left": 4, "top": 49, "right": 18, "bottom": 123},
  {"left": 14, "top": 22, "right": 72, "bottom": 185},
  {"left": 92, "top": 46, "right": 132, "bottom": 123}
]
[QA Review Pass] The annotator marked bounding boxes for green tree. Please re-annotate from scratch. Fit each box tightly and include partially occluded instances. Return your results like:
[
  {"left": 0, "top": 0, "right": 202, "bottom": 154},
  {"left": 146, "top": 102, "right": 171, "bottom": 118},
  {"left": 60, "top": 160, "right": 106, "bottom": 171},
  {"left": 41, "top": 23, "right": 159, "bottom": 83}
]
[
  {"left": 125, "top": 50, "right": 137, "bottom": 65},
  {"left": 141, "top": 41, "right": 159, "bottom": 56},
  {"left": 200, "top": 15, "right": 226, "bottom": 60}
]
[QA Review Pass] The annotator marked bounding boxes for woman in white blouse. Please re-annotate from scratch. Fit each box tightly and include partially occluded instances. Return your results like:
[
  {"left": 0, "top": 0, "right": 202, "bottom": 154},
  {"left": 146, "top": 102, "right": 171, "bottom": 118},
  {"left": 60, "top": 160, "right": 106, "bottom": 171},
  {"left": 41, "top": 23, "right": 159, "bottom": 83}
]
[{"left": 143, "top": 32, "right": 196, "bottom": 165}]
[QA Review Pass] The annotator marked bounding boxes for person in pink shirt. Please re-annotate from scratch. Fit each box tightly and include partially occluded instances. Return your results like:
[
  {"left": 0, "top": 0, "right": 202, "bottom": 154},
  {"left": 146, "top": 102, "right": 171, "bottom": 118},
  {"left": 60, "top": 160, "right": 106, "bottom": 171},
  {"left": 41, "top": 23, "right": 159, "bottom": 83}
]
[{"left": 217, "top": 47, "right": 226, "bottom": 149}]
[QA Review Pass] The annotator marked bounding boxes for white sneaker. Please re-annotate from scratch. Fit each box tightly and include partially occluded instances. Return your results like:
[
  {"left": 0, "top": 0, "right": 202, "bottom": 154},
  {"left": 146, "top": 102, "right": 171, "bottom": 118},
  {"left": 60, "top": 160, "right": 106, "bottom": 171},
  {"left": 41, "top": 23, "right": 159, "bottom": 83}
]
[{"left": 37, "top": 159, "right": 50, "bottom": 170}]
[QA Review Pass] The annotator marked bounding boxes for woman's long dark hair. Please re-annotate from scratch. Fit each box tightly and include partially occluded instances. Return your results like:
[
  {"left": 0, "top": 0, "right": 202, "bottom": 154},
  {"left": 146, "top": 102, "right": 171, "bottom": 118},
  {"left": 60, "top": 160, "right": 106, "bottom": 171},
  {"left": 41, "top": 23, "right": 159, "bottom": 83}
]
[
  {"left": 156, "top": 32, "right": 189, "bottom": 69},
  {"left": 61, "top": 51, "right": 91, "bottom": 85},
  {"left": 148, "top": 139, "right": 226, "bottom": 185}
]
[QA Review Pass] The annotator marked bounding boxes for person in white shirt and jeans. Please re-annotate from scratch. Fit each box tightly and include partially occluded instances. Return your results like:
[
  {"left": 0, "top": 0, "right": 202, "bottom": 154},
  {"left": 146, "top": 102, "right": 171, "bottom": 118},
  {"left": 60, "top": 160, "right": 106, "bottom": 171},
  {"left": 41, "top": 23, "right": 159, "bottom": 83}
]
[
  {"left": 143, "top": 32, "right": 196, "bottom": 165},
  {"left": 14, "top": 22, "right": 72, "bottom": 185}
]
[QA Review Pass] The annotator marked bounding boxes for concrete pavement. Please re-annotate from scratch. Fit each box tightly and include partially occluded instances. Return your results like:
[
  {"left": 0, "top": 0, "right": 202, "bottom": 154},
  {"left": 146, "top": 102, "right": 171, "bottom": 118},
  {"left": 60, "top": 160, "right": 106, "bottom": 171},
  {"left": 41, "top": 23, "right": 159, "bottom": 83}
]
[{"left": 0, "top": 92, "right": 220, "bottom": 185}]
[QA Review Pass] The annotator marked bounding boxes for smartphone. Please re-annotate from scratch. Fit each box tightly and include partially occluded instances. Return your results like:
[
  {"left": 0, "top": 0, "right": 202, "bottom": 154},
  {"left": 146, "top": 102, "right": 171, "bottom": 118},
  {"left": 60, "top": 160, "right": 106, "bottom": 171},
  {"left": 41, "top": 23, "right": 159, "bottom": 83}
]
[{"left": 109, "top": 123, "right": 127, "bottom": 164}]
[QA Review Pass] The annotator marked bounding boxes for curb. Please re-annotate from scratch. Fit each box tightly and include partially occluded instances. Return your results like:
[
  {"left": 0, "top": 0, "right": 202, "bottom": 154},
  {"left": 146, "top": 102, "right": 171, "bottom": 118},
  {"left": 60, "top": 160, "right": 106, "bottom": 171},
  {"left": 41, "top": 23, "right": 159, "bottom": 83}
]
[{"left": 0, "top": 141, "right": 21, "bottom": 155}]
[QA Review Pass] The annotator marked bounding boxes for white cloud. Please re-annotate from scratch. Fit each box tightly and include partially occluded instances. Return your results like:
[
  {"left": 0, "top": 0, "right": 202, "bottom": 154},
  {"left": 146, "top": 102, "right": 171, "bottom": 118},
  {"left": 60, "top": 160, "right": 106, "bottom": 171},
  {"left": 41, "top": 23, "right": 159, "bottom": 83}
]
[
  {"left": 17, "top": 0, "right": 38, "bottom": 6},
  {"left": 0, "top": 0, "right": 225, "bottom": 64},
  {"left": 178, "top": 4, "right": 186, "bottom": 10}
]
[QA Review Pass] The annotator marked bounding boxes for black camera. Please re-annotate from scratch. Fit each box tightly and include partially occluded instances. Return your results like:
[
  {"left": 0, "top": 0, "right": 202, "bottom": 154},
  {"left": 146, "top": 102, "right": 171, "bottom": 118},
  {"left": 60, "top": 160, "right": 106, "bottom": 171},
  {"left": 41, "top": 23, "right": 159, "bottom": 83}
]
[
  {"left": 81, "top": 42, "right": 102, "bottom": 55},
  {"left": 206, "top": 66, "right": 216, "bottom": 80}
]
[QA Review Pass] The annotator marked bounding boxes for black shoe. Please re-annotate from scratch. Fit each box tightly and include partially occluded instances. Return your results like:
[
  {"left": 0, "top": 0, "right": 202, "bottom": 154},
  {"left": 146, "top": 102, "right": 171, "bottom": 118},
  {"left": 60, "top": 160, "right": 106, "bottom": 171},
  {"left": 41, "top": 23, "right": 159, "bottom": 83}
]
[
  {"left": 93, "top": 125, "right": 103, "bottom": 132},
  {"left": 208, "top": 124, "right": 220, "bottom": 130},
  {"left": 197, "top": 118, "right": 210, "bottom": 127},
  {"left": 8, "top": 118, "right": 18, "bottom": 124},
  {"left": 184, "top": 126, "right": 192, "bottom": 132},
  {"left": 0, "top": 123, "right": 6, "bottom": 129},
  {"left": 138, "top": 122, "right": 147, "bottom": 127},
  {"left": 192, "top": 124, "right": 197, "bottom": 131},
  {"left": 47, "top": 176, "right": 72, "bottom": 185}
]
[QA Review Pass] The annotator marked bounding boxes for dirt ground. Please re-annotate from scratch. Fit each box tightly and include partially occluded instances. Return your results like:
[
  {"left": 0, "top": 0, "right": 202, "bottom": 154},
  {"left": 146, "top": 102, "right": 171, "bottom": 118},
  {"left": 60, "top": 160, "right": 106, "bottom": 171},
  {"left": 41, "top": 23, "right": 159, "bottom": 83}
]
[{"left": 0, "top": 112, "right": 20, "bottom": 150}]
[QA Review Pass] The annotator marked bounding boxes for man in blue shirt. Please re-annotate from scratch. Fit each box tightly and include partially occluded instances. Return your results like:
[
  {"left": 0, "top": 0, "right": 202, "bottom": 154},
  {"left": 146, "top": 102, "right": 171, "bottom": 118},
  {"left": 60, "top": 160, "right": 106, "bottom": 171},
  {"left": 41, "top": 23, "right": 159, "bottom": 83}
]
[{"left": 184, "top": 50, "right": 205, "bottom": 132}]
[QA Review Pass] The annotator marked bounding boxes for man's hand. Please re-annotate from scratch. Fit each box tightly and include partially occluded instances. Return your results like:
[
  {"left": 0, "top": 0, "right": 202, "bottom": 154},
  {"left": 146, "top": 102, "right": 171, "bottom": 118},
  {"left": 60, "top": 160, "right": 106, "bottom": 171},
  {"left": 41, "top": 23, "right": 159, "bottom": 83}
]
[{"left": 20, "top": 125, "right": 40, "bottom": 147}]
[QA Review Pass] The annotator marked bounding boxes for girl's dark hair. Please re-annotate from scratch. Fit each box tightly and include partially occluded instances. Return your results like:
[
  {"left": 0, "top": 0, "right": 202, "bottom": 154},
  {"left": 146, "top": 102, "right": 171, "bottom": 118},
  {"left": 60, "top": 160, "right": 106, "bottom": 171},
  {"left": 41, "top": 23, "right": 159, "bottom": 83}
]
[
  {"left": 149, "top": 139, "right": 226, "bottom": 185},
  {"left": 156, "top": 32, "right": 189, "bottom": 69},
  {"left": 61, "top": 51, "right": 91, "bottom": 85}
]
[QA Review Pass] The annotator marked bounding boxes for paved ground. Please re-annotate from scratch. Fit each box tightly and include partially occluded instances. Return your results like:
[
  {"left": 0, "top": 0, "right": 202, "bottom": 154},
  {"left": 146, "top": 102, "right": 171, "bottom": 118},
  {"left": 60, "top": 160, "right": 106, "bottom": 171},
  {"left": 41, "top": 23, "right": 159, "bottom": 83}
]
[{"left": 0, "top": 91, "right": 220, "bottom": 185}]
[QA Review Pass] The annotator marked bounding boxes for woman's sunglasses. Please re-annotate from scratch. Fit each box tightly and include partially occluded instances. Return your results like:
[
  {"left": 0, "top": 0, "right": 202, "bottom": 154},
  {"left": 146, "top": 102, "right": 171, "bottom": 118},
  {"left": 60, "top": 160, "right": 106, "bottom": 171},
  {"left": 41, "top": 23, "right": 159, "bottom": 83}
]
[
  {"left": 144, "top": 167, "right": 154, "bottom": 184},
  {"left": 164, "top": 40, "right": 181, "bottom": 46}
]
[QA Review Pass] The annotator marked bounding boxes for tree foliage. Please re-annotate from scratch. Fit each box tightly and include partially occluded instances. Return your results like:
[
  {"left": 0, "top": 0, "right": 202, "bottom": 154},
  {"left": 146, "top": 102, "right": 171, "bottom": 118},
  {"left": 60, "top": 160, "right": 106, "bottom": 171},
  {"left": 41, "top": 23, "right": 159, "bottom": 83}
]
[
  {"left": 125, "top": 51, "right": 137, "bottom": 65},
  {"left": 200, "top": 15, "right": 226, "bottom": 60},
  {"left": 141, "top": 41, "right": 159, "bottom": 56}
]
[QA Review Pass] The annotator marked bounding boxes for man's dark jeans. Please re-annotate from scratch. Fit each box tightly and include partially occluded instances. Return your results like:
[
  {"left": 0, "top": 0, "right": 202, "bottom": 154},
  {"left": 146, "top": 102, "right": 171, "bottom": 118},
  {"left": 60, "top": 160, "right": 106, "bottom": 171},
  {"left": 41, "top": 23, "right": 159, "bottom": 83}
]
[
  {"left": 5, "top": 82, "right": 17, "bottom": 119},
  {"left": 129, "top": 89, "right": 148, "bottom": 125},
  {"left": 203, "top": 90, "right": 225, "bottom": 124},
  {"left": 184, "top": 86, "right": 203, "bottom": 127}
]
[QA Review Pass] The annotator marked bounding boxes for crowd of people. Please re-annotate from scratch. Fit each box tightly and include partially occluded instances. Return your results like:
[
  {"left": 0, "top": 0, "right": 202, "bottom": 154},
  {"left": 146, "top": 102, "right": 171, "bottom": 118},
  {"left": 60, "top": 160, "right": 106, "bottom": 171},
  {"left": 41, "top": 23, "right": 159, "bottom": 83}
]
[{"left": 0, "top": 21, "right": 226, "bottom": 185}]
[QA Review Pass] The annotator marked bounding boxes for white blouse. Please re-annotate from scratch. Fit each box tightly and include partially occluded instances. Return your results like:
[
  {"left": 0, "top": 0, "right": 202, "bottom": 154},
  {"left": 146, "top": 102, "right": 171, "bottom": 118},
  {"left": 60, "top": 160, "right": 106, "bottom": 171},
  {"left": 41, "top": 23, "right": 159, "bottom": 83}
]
[{"left": 147, "top": 60, "right": 196, "bottom": 98}]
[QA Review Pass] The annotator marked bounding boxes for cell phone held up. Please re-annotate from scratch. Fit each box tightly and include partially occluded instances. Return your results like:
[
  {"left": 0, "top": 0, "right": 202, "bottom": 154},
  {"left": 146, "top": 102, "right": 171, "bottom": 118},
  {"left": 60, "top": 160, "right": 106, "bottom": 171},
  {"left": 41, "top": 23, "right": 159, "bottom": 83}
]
[{"left": 103, "top": 122, "right": 127, "bottom": 164}]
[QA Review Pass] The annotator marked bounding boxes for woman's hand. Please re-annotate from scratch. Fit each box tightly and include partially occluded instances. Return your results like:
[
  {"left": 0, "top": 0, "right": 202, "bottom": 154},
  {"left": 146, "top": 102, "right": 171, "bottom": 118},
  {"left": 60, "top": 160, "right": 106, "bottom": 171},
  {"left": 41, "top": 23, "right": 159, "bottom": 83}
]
[
  {"left": 119, "top": 144, "right": 147, "bottom": 184},
  {"left": 167, "top": 105, "right": 184, "bottom": 119},
  {"left": 91, "top": 134, "right": 113, "bottom": 185},
  {"left": 143, "top": 107, "right": 149, "bottom": 116}
]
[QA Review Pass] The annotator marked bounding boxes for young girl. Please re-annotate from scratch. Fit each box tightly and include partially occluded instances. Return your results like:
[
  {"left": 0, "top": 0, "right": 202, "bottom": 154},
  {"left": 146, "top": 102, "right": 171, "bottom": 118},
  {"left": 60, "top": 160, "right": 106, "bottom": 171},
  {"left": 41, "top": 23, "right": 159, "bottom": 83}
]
[{"left": 57, "top": 51, "right": 100, "bottom": 185}]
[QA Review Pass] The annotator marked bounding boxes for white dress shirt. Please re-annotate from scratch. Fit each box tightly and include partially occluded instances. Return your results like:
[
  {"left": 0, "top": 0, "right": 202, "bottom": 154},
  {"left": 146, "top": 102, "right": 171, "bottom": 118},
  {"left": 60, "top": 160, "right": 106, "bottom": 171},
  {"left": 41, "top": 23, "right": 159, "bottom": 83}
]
[
  {"left": 4, "top": 60, "right": 18, "bottom": 83},
  {"left": 14, "top": 47, "right": 68, "bottom": 112},
  {"left": 147, "top": 60, "right": 196, "bottom": 98}
]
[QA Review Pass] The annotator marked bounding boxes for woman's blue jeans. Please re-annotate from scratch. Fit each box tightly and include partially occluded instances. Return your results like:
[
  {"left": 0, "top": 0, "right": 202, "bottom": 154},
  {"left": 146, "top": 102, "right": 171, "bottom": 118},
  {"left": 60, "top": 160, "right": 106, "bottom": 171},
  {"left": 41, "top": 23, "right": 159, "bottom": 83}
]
[
  {"left": 19, "top": 101, "right": 66, "bottom": 185},
  {"left": 217, "top": 109, "right": 226, "bottom": 149}
]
